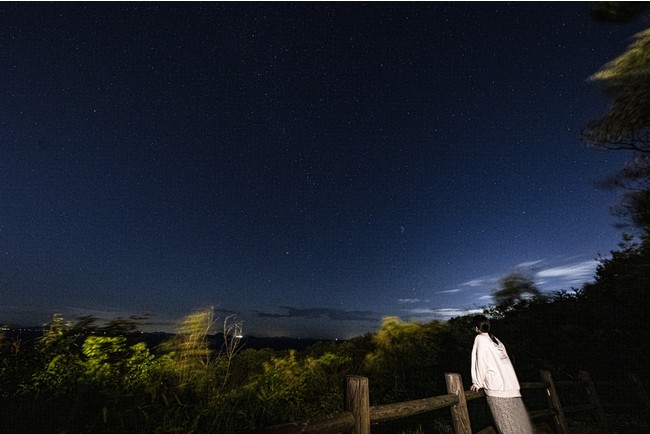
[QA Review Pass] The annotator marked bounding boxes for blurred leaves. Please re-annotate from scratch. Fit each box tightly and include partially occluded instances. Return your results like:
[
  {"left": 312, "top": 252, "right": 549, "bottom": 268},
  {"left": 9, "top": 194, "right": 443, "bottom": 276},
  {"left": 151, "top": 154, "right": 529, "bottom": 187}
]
[
  {"left": 585, "top": 3, "right": 650, "bottom": 229},
  {"left": 364, "top": 317, "right": 454, "bottom": 403},
  {"left": 591, "top": 1, "right": 650, "bottom": 24},
  {"left": 492, "top": 272, "right": 542, "bottom": 313},
  {"left": 585, "top": 27, "right": 650, "bottom": 149}
]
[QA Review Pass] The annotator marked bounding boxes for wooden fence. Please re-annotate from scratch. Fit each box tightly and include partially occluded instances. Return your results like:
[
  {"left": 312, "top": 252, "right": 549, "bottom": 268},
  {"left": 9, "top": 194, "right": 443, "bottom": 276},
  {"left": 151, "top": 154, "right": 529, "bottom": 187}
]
[{"left": 251, "top": 370, "right": 648, "bottom": 434}]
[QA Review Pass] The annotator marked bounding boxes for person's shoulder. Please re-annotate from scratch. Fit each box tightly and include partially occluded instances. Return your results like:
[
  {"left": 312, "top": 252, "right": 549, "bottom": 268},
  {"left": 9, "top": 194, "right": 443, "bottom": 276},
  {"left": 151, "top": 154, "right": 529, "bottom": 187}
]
[{"left": 474, "top": 333, "right": 490, "bottom": 343}]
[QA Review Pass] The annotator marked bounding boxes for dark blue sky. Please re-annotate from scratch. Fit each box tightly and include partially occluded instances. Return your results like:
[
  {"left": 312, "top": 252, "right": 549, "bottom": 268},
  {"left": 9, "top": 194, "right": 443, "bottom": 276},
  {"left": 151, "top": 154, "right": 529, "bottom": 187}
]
[{"left": 0, "top": 3, "right": 644, "bottom": 338}]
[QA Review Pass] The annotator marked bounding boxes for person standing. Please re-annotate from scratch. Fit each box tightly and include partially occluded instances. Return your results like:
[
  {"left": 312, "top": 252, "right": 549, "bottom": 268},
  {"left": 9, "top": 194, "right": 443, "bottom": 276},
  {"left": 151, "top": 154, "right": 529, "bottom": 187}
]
[{"left": 469, "top": 315, "right": 535, "bottom": 434}]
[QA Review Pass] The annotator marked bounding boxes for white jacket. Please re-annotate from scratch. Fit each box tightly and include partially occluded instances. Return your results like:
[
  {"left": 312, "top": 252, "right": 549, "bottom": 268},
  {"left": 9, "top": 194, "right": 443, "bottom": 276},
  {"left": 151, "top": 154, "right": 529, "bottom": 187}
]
[{"left": 471, "top": 332, "right": 521, "bottom": 398}]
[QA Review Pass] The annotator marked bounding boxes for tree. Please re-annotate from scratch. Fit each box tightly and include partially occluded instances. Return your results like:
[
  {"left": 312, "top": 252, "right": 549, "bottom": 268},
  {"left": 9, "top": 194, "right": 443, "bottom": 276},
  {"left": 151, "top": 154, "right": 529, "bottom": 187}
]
[
  {"left": 599, "top": 156, "right": 650, "bottom": 230},
  {"left": 586, "top": 1, "right": 650, "bottom": 146},
  {"left": 81, "top": 335, "right": 160, "bottom": 393},
  {"left": 29, "top": 314, "right": 91, "bottom": 395},
  {"left": 591, "top": 1, "right": 650, "bottom": 23},
  {"left": 568, "top": 233, "right": 650, "bottom": 376},
  {"left": 162, "top": 308, "right": 221, "bottom": 389},
  {"left": 492, "top": 272, "right": 542, "bottom": 311},
  {"left": 585, "top": 25, "right": 650, "bottom": 152},
  {"left": 585, "top": 3, "right": 650, "bottom": 230},
  {"left": 233, "top": 349, "right": 352, "bottom": 429},
  {"left": 364, "top": 317, "right": 454, "bottom": 402}
]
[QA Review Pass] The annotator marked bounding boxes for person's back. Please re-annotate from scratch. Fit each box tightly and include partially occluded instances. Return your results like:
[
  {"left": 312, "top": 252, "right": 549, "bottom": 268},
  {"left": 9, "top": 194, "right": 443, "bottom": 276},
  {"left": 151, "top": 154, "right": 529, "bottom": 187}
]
[
  {"left": 471, "top": 332, "right": 521, "bottom": 397},
  {"left": 469, "top": 315, "right": 535, "bottom": 434}
]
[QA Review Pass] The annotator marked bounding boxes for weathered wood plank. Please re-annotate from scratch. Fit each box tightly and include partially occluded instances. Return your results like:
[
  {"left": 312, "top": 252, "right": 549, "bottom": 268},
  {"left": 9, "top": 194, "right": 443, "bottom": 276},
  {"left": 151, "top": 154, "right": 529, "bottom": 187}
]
[
  {"left": 521, "top": 381, "right": 548, "bottom": 389},
  {"left": 579, "top": 371, "right": 609, "bottom": 431},
  {"left": 251, "top": 370, "right": 643, "bottom": 434},
  {"left": 251, "top": 411, "right": 355, "bottom": 434},
  {"left": 369, "top": 394, "right": 458, "bottom": 422},
  {"left": 446, "top": 372, "right": 472, "bottom": 434},
  {"left": 346, "top": 375, "right": 370, "bottom": 434},
  {"left": 540, "top": 369, "right": 569, "bottom": 434},
  {"left": 529, "top": 408, "right": 558, "bottom": 420}
]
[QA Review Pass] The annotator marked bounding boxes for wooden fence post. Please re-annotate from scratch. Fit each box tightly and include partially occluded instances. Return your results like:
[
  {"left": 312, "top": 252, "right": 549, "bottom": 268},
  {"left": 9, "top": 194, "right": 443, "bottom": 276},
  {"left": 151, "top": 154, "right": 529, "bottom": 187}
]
[
  {"left": 346, "top": 376, "right": 370, "bottom": 434},
  {"left": 445, "top": 372, "right": 471, "bottom": 434},
  {"left": 539, "top": 370, "right": 568, "bottom": 434},
  {"left": 628, "top": 373, "right": 650, "bottom": 409},
  {"left": 579, "top": 371, "right": 608, "bottom": 431}
]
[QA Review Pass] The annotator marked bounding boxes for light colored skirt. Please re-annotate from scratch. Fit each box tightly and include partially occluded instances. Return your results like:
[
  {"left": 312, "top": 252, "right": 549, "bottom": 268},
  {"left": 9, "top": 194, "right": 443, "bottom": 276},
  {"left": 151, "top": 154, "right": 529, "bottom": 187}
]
[{"left": 485, "top": 395, "right": 535, "bottom": 434}]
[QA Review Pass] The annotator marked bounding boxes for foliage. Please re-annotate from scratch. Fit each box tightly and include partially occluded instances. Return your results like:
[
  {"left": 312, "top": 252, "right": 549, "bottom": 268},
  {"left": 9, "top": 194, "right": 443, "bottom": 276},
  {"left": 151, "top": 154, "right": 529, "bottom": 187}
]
[
  {"left": 0, "top": 309, "right": 250, "bottom": 433},
  {"left": 597, "top": 154, "right": 650, "bottom": 230},
  {"left": 233, "top": 348, "right": 352, "bottom": 429},
  {"left": 0, "top": 331, "right": 35, "bottom": 402},
  {"left": 591, "top": 1, "right": 650, "bottom": 23},
  {"left": 364, "top": 317, "right": 456, "bottom": 403},
  {"left": 586, "top": 5, "right": 650, "bottom": 150},
  {"left": 491, "top": 272, "right": 542, "bottom": 313},
  {"left": 578, "top": 233, "right": 650, "bottom": 374},
  {"left": 161, "top": 308, "right": 219, "bottom": 390},
  {"left": 472, "top": 233, "right": 650, "bottom": 382},
  {"left": 585, "top": 3, "right": 650, "bottom": 230},
  {"left": 82, "top": 336, "right": 160, "bottom": 393},
  {"left": 29, "top": 314, "right": 87, "bottom": 395},
  {"left": 0, "top": 308, "right": 359, "bottom": 433}
]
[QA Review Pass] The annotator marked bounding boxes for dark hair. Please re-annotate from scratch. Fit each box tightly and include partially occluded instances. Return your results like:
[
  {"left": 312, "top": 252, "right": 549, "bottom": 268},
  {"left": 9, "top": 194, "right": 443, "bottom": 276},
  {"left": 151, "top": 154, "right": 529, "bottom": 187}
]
[{"left": 471, "top": 315, "right": 499, "bottom": 345}]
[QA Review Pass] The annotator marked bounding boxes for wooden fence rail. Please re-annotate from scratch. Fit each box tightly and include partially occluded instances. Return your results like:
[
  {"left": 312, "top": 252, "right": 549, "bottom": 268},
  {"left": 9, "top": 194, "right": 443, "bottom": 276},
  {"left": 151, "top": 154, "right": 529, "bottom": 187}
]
[{"left": 251, "top": 370, "right": 647, "bottom": 434}]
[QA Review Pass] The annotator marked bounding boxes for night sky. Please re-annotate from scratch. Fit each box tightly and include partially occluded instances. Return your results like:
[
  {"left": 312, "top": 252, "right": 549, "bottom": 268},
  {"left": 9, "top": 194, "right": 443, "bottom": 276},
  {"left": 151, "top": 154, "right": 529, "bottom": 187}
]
[{"left": 1, "top": 2, "right": 645, "bottom": 339}]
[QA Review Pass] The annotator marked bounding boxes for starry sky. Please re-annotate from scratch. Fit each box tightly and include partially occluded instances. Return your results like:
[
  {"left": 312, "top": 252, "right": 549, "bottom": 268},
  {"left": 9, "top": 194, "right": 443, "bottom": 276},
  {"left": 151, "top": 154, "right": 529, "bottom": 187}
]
[{"left": 0, "top": 2, "right": 645, "bottom": 339}]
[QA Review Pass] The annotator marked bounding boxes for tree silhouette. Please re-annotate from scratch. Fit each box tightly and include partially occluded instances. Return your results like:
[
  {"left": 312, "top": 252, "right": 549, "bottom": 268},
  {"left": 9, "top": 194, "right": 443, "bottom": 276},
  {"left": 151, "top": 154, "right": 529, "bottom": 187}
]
[
  {"left": 492, "top": 272, "right": 542, "bottom": 310},
  {"left": 585, "top": 27, "right": 650, "bottom": 152},
  {"left": 591, "top": 1, "right": 649, "bottom": 23},
  {"left": 585, "top": 3, "right": 650, "bottom": 230}
]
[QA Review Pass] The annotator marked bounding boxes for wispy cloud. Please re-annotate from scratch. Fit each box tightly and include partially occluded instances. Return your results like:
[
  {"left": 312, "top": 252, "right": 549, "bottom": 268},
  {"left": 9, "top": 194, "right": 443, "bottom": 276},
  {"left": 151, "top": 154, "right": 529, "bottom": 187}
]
[
  {"left": 393, "top": 257, "right": 599, "bottom": 326},
  {"left": 398, "top": 298, "right": 430, "bottom": 304},
  {"left": 461, "top": 278, "right": 487, "bottom": 287},
  {"left": 403, "top": 307, "right": 483, "bottom": 320},
  {"left": 459, "top": 257, "right": 599, "bottom": 295},
  {"left": 460, "top": 276, "right": 500, "bottom": 288},
  {"left": 536, "top": 259, "right": 597, "bottom": 286},
  {"left": 437, "top": 289, "right": 461, "bottom": 294},
  {"left": 517, "top": 259, "right": 544, "bottom": 268},
  {"left": 255, "top": 306, "right": 379, "bottom": 322}
]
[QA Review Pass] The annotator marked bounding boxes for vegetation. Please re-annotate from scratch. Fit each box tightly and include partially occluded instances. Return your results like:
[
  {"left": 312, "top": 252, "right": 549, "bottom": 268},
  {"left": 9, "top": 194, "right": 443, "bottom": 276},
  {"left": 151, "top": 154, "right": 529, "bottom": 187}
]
[
  {"left": 491, "top": 272, "right": 543, "bottom": 310},
  {"left": 585, "top": 1, "right": 650, "bottom": 231}
]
